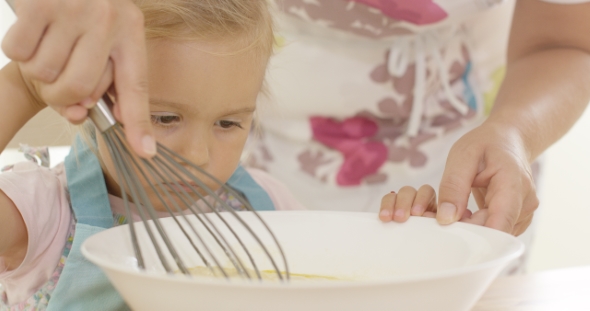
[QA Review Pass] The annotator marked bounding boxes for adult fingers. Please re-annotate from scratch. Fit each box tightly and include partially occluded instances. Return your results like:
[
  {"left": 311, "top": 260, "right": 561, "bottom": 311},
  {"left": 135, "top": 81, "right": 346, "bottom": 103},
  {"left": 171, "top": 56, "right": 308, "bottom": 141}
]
[
  {"left": 110, "top": 7, "right": 155, "bottom": 158},
  {"left": 462, "top": 207, "right": 532, "bottom": 236},
  {"left": 482, "top": 174, "right": 522, "bottom": 233},
  {"left": 511, "top": 191, "right": 539, "bottom": 236},
  {"left": 461, "top": 209, "right": 488, "bottom": 226},
  {"left": 438, "top": 144, "right": 482, "bottom": 225},
  {"left": 29, "top": 45, "right": 113, "bottom": 126},
  {"left": 80, "top": 59, "right": 115, "bottom": 109},
  {"left": 63, "top": 104, "right": 88, "bottom": 124},
  {"left": 513, "top": 213, "right": 533, "bottom": 236},
  {"left": 1, "top": 0, "right": 52, "bottom": 61},
  {"left": 471, "top": 187, "right": 486, "bottom": 210},
  {"left": 79, "top": 60, "right": 114, "bottom": 109},
  {"left": 459, "top": 209, "right": 473, "bottom": 221},
  {"left": 38, "top": 23, "right": 113, "bottom": 106},
  {"left": 19, "top": 21, "right": 81, "bottom": 83},
  {"left": 520, "top": 188, "right": 539, "bottom": 226}
]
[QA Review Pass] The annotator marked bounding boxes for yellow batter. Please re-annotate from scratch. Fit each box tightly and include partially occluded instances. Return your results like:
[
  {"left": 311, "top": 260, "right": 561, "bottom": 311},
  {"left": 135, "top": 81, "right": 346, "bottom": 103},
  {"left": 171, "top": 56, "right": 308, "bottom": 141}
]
[{"left": 186, "top": 266, "right": 342, "bottom": 281}]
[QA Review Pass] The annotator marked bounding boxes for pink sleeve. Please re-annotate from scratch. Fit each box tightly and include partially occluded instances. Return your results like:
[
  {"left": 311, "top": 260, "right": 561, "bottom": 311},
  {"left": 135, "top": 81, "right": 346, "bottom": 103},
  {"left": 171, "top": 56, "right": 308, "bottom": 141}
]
[
  {"left": 0, "top": 162, "right": 72, "bottom": 305},
  {"left": 246, "top": 168, "right": 306, "bottom": 211}
]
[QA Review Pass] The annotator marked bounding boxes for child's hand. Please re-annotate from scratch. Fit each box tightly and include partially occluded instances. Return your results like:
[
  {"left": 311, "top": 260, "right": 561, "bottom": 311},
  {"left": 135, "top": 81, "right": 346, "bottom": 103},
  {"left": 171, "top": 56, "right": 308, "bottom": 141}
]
[
  {"left": 379, "top": 185, "right": 438, "bottom": 222},
  {"left": 2, "top": 0, "right": 156, "bottom": 158},
  {"left": 379, "top": 185, "right": 474, "bottom": 223}
]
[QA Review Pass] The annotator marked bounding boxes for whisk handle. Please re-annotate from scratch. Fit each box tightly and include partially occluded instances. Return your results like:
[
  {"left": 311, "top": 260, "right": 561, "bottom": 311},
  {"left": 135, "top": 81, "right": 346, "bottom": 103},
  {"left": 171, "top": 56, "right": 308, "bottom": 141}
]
[{"left": 88, "top": 94, "right": 118, "bottom": 132}]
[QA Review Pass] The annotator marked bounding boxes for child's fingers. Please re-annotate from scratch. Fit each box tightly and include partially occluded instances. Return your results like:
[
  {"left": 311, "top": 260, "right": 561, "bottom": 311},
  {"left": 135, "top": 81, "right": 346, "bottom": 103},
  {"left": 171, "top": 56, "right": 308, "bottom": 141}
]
[
  {"left": 379, "top": 191, "right": 397, "bottom": 222},
  {"left": 392, "top": 186, "right": 417, "bottom": 222},
  {"left": 411, "top": 185, "right": 436, "bottom": 216}
]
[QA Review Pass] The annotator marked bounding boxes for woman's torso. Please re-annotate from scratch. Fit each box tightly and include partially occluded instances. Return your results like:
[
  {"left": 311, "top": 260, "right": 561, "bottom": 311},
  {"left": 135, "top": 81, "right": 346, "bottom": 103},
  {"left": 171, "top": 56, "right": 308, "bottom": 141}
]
[{"left": 246, "top": 0, "right": 515, "bottom": 212}]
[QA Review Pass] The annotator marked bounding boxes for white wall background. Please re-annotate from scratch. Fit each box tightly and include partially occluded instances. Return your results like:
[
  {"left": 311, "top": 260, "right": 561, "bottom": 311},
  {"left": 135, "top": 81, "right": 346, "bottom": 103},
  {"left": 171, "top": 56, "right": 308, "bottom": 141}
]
[{"left": 1, "top": 1, "right": 589, "bottom": 273}]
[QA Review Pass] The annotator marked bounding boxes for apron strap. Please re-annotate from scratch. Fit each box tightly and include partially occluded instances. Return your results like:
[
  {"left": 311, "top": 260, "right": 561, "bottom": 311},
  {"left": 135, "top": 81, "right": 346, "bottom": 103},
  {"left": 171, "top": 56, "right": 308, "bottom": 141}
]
[
  {"left": 227, "top": 165, "right": 275, "bottom": 211},
  {"left": 64, "top": 135, "right": 113, "bottom": 228},
  {"left": 50, "top": 134, "right": 128, "bottom": 310}
]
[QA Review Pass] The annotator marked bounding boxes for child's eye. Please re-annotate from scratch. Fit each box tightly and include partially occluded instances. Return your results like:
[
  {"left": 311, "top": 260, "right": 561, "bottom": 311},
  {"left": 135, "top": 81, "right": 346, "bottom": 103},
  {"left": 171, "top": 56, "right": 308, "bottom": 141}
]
[
  {"left": 215, "top": 120, "right": 243, "bottom": 129},
  {"left": 151, "top": 113, "right": 181, "bottom": 128}
]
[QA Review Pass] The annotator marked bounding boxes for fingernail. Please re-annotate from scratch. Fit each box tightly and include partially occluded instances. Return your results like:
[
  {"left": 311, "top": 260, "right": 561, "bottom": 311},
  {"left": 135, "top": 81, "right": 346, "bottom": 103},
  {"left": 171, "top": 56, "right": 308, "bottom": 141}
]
[
  {"left": 411, "top": 204, "right": 424, "bottom": 215},
  {"left": 142, "top": 135, "right": 157, "bottom": 156},
  {"left": 438, "top": 202, "right": 457, "bottom": 224},
  {"left": 390, "top": 191, "right": 396, "bottom": 194},
  {"left": 379, "top": 209, "right": 391, "bottom": 219},
  {"left": 81, "top": 98, "right": 95, "bottom": 109}
]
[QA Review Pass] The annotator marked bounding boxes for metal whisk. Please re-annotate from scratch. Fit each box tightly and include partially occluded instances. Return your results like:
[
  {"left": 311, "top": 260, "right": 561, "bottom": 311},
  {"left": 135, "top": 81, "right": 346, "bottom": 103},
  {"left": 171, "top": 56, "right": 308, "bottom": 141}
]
[{"left": 89, "top": 94, "right": 289, "bottom": 281}]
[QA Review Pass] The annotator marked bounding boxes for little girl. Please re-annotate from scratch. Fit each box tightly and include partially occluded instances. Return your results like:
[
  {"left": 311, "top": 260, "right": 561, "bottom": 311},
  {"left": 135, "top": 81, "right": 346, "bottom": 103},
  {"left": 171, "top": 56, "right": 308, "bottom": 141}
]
[{"left": 0, "top": 1, "right": 308, "bottom": 310}]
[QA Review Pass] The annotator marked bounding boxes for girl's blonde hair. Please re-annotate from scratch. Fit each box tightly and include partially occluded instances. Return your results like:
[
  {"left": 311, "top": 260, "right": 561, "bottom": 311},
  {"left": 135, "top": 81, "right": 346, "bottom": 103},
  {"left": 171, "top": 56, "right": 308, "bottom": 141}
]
[{"left": 136, "top": 0, "right": 274, "bottom": 59}]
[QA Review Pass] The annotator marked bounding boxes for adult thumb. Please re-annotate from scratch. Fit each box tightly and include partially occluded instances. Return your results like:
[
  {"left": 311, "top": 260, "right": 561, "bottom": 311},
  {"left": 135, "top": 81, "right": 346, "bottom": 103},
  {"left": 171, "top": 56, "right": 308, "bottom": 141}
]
[{"left": 437, "top": 147, "right": 481, "bottom": 225}]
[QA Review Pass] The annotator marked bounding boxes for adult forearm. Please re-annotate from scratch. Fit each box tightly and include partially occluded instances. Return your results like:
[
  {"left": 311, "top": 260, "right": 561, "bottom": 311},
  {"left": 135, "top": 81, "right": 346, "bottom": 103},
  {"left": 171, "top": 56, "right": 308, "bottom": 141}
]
[
  {"left": 487, "top": 48, "right": 590, "bottom": 162},
  {"left": 0, "top": 62, "right": 44, "bottom": 153}
]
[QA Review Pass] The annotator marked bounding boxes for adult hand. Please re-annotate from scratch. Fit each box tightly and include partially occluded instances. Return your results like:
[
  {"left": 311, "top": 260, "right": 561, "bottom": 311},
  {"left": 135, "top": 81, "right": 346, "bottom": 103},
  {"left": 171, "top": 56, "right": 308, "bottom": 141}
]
[
  {"left": 437, "top": 122, "right": 539, "bottom": 236},
  {"left": 2, "top": 0, "right": 155, "bottom": 157}
]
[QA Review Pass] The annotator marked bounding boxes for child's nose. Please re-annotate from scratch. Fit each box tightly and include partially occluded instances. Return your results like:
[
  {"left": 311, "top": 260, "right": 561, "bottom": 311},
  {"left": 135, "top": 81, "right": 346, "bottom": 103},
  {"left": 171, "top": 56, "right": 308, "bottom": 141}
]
[{"left": 180, "top": 135, "right": 210, "bottom": 168}]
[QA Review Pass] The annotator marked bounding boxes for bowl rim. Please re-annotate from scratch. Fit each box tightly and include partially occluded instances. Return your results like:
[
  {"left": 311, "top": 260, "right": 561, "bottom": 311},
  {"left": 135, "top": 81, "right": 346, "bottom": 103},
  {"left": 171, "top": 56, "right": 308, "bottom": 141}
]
[{"left": 81, "top": 211, "right": 525, "bottom": 289}]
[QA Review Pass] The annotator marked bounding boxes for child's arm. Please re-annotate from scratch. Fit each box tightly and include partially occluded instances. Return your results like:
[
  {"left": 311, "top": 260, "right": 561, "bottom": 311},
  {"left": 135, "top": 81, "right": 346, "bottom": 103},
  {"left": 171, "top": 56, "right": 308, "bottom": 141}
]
[
  {"left": 379, "top": 185, "right": 472, "bottom": 223},
  {"left": 0, "top": 62, "right": 45, "bottom": 153},
  {"left": 0, "top": 189, "right": 26, "bottom": 270},
  {"left": 0, "top": 62, "right": 41, "bottom": 269}
]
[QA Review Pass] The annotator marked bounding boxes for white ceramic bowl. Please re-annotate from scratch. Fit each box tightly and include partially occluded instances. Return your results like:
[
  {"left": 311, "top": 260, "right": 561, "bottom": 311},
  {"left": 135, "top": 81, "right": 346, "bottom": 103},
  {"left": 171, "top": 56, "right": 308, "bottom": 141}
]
[{"left": 82, "top": 211, "right": 523, "bottom": 311}]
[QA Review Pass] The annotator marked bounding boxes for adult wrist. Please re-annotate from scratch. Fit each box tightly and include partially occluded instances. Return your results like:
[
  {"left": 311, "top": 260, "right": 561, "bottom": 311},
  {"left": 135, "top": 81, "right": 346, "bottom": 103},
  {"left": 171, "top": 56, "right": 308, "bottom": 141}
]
[{"left": 480, "top": 118, "right": 535, "bottom": 163}]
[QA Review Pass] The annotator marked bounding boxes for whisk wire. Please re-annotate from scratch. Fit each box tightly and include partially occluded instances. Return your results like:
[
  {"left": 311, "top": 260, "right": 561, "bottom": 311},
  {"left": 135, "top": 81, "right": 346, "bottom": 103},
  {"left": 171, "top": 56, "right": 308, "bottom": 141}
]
[
  {"left": 141, "top": 153, "right": 247, "bottom": 278},
  {"left": 103, "top": 133, "right": 144, "bottom": 270},
  {"left": 109, "top": 129, "right": 186, "bottom": 274},
  {"left": 141, "top": 161, "right": 216, "bottom": 272},
  {"left": 155, "top": 147, "right": 277, "bottom": 279},
  {"left": 150, "top": 153, "right": 257, "bottom": 279},
  {"left": 144, "top": 158, "right": 252, "bottom": 279},
  {"left": 158, "top": 143, "right": 290, "bottom": 280}
]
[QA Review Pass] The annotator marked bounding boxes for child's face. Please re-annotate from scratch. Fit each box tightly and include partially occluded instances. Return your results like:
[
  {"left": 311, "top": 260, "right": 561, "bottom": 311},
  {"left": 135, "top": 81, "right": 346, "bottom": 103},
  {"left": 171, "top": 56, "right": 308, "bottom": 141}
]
[{"left": 97, "top": 38, "right": 267, "bottom": 210}]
